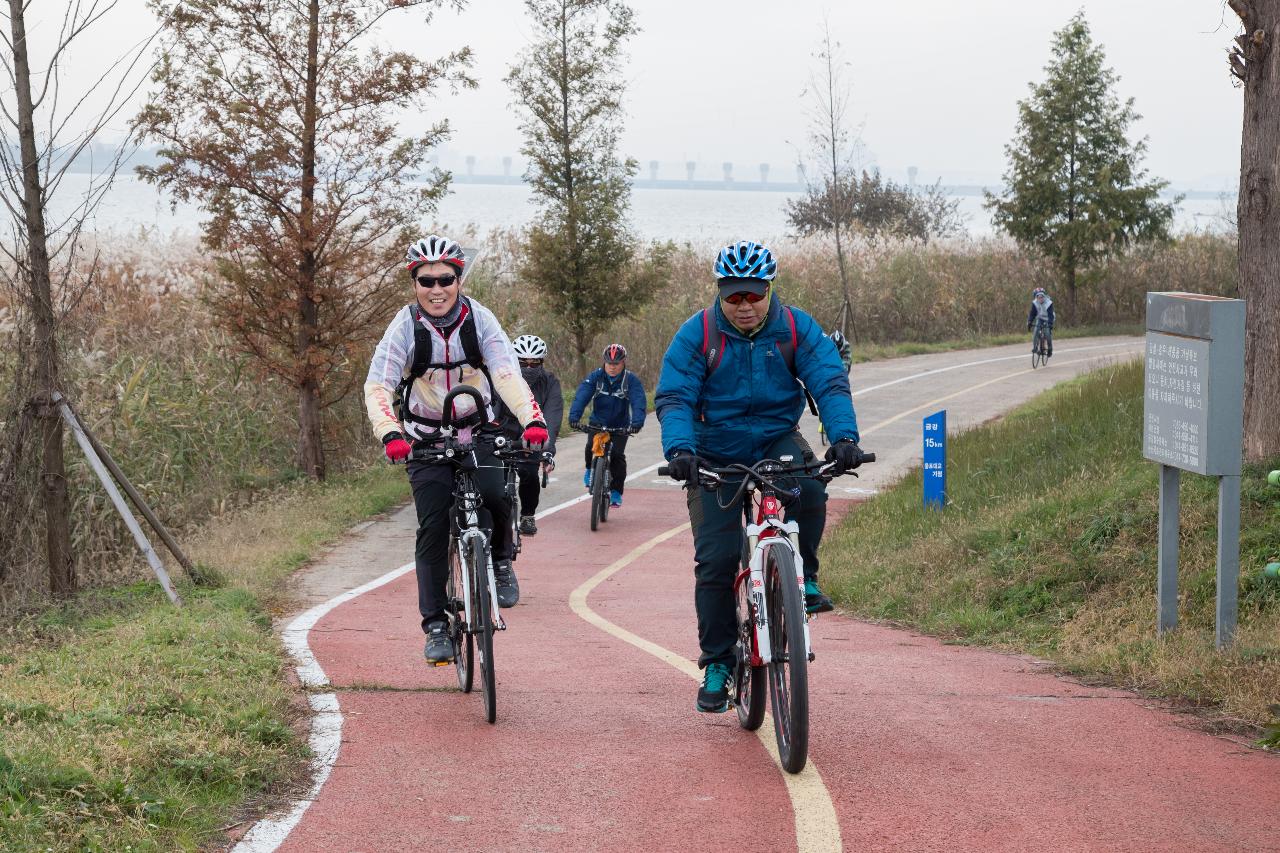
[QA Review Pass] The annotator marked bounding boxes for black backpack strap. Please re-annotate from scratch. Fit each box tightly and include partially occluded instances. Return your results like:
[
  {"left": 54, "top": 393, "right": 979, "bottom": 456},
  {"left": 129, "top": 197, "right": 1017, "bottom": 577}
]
[{"left": 701, "top": 308, "right": 726, "bottom": 376}]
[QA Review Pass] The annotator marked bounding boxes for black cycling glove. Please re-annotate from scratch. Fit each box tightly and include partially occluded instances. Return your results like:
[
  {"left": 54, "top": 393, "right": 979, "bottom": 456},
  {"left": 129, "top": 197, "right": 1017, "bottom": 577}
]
[
  {"left": 825, "top": 439, "right": 865, "bottom": 473},
  {"left": 666, "top": 450, "right": 703, "bottom": 482}
]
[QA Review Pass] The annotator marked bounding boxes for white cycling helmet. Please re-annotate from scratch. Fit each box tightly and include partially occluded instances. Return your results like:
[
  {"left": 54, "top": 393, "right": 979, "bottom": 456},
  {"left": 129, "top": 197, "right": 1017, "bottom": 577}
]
[
  {"left": 405, "top": 235, "right": 467, "bottom": 273},
  {"left": 512, "top": 334, "right": 547, "bottom": 359}
]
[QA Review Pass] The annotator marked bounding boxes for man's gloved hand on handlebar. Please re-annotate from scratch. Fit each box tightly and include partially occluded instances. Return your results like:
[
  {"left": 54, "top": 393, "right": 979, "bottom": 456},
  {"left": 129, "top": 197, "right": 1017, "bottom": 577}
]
[
  {"left": 825, "top": 438, "right": 865, "bottom": 474},
  {"left": 382, "top": 431, "right": 412, "bottom": 463},
  {"left": 665, "top": 449, "right": 704, "bottom": 482},
  {"left": 522, "top": 421, "right": 549, "bottom": 450}
]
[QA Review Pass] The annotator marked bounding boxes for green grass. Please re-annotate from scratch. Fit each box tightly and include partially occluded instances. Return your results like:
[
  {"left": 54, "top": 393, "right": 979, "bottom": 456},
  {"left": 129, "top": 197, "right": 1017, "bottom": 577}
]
[
  {"left": 0, "top": 462, "right": 409, "bottom": 850},
  {"left": 822, "top": 360, "right": 1280, "bottom": 735},
  {"left": 849, "top": 323, "right": 1142, "bottom": 363}
]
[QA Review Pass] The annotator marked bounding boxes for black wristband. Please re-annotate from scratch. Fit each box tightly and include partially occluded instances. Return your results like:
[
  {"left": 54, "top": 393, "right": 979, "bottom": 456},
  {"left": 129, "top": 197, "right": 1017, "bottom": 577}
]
[{"left": 382, "top": 431, "right": 404, "bottom": 446}]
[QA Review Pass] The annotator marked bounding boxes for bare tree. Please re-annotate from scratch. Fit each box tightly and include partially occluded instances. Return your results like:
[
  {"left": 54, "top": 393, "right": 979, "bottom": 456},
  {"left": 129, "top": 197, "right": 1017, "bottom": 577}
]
[
  {"left": 0, "top": 1, "right": 156, "bottom": 597},
  {"left": 1229, "top": 0, "right": 1280, "bottom": 461},
  {"left": 786, "top": 21, "right": 863, "bottom": 343},
  {"left": 135, "top": 0, "right": 473, "bottom": 479}
]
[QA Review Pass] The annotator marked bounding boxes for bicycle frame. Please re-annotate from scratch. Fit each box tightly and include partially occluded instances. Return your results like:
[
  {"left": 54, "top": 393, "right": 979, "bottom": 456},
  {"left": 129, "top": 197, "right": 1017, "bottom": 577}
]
[
  {"left": 453, "top": 478, "right": 505, "bottom": 633},
  {"left": 734, "top": 488, "right": 812, "bottom": 668}
]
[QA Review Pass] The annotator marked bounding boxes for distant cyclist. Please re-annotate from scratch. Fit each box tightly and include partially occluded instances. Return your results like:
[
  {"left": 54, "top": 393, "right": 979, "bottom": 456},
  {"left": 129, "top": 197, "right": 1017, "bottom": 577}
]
[
  {"left": 505, "top": 334, "right": 563, "bottom": 535},
  {"left": 364, "top": 235, "right": 548, "bottom": 665},
  {"left": 829, "top": 329, "right": 853, "bottom": 373},
  {"left": 1027, "top": 287, "right": 1055, "bottom": 358},
  {"left": 656, "top": 240, "right": 864, "bottom": 713},
  {"left": 568, "top": 343, "right": 646, "bottom": 508}
]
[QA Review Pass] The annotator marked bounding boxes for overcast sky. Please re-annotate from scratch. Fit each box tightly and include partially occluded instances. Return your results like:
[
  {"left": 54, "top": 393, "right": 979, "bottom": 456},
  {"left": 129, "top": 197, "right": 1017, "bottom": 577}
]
[{"left": 28, "top": 0, "right": 1243, "bottom": 189}]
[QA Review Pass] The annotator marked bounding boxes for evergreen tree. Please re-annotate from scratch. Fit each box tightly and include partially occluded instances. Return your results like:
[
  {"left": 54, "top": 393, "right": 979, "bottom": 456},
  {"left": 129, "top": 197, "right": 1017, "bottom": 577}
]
[
  {"left": 506, "top": 0, "right": 659, "bottom": 376},
  {"left": 985, "top": 12, "right": 1177, "bottom": 317}
]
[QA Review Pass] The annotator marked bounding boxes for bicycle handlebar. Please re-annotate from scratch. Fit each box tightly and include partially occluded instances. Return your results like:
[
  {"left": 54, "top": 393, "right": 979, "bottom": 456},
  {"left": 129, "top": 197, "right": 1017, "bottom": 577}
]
[
  {"left": 574, "top": 425, "right": 631, "bottom": 434},
  {"left": 656, "top": 451, "right": 876, "bottom": 483},
  {"left": 440, "top": 384, "right": 487, "bottom": 431}
]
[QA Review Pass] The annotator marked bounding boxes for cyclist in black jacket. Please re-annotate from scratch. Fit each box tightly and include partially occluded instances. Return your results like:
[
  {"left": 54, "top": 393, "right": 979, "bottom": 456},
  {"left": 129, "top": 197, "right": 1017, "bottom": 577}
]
[{"left": 504, "top": 335, "right": 563, "bottom": 534}]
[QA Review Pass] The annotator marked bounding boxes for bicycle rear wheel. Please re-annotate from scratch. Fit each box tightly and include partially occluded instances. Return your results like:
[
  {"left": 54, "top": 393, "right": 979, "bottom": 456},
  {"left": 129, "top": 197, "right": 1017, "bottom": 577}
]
[
  {"left": 734, "top": 569, "right": 766, "bottom": 731},
  {"left": 765, "top": 545, "right": 809, "bottom": 774},
  {"left": 590, "top": 455, "right": 607, "bottom": 531},
  {"left": 472, "top": 547, "right": 497, "bottom": 724},
  {"left": 449, "top": 541, "right": 474, "bottom": 693}
]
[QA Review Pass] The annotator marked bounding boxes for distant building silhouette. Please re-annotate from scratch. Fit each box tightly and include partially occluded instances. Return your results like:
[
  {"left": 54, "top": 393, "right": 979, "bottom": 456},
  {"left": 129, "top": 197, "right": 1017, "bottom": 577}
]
[
  {"left": 908, "top": 165, "right": 918, "bottom": 188},
  {"left": 722, "top": 162, "right": 733, "bottom": 184},
  {"left": 649, "top": 160, "right": 659, "bottom": 181},
  {"left": 759, "top": 163, "right": 769, "bottom": 184},
  {"left": 796, "top": 163, "right": 806, "bottom": 185},
  {"left": 502, "top": 156, "right": 512, "bottom": 177},
  {"left": 686, "top": 161, "right": 696, "bottom": 182},
  {"left": 466, "top": 155, "right": 476, "bottom": 177}
]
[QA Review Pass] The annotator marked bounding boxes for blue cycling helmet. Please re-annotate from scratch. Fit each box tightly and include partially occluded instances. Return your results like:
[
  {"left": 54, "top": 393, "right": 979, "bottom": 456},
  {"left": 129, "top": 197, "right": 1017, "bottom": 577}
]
[{"left": 714, "top": 240, "right": 777, "bottom": 281}]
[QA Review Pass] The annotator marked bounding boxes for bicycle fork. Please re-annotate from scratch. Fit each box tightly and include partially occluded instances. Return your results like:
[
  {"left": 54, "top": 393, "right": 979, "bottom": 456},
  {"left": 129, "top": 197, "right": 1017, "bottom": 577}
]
[
  {"left": 458, "top": 526, "right": 506, "bottom": 633},
  {"left": 744, "top": 519, "right": 813, "bottom": 666}
]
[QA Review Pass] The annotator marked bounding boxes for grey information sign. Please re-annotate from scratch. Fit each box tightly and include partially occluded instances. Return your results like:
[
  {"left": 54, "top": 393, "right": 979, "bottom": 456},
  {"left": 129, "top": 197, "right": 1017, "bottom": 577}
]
[
  {"left": 1143, "top": 333, "right": 1210, "bottom": 474},
  {"left": 1141, "top": 292, "right": 1245, "bottom": 649}
]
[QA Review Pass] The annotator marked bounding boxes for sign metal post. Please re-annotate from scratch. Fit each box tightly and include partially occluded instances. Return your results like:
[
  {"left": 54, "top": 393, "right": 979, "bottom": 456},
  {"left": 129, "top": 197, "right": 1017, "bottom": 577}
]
[{"left": 1142, "top": 292, "right": 1244, "bottom": 649}]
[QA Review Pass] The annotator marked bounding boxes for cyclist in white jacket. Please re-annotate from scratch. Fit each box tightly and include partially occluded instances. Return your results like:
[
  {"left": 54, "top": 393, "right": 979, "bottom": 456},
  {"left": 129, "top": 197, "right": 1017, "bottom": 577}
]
[{"left": 365, "top": 235, "right": 548, "bottom": 665}]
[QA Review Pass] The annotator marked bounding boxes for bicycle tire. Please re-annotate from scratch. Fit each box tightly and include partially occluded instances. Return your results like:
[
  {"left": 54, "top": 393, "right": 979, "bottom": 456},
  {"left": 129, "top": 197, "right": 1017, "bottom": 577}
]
[
  {"left": 449, "top": 541, "right": 474, "bottom": 693},
  {"left": 765, "top": 545, "right": 809, "bottom": 774},
  {"left": 590, "top": 455, "right": 607, "bottom": 531},
  {"left": 599, "top": 456, "right": 611, "bottom": 523},
  {"left": 734, "top": 568, "right": 766, "bottom": 731},
  {"left": 473, "top": 547, "right": 497, "bottom": 724}
]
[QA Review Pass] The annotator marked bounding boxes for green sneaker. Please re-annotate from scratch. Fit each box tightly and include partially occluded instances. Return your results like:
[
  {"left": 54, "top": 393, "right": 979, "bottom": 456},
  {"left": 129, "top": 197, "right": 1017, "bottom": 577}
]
[
  {"left": 696, "top": 662, "right": 732, "bottom": 713},
  {"left": 805, "top": 579, "right": 834, "bottom": 614}
]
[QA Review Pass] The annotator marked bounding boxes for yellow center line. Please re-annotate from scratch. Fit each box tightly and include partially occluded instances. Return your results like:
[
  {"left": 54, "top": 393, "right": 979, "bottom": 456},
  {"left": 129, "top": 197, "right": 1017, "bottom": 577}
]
[{"left": 568, "top": 522, "right": 843, "bottom": 853}]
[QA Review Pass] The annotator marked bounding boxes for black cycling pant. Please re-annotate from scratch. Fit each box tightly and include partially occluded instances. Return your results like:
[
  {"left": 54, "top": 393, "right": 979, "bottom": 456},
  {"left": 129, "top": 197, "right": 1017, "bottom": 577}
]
[
  {"left": 515, "top": 459, "right": 543, "bottom": 516},
  {"left": 407, "top": 445, "right": 511, "bottom": 632},
  {"left": 582, "top": 431, "right": 630, "bottom": 495},
  {"left": 686, "top": 431, "right": 826, "bottom": 671}
]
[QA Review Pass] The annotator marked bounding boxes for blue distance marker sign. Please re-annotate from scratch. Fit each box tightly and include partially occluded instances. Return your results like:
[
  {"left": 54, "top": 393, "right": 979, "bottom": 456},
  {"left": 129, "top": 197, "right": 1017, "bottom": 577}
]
[{"left": 923, "top": 409, "right": 946, "bottom": 509}]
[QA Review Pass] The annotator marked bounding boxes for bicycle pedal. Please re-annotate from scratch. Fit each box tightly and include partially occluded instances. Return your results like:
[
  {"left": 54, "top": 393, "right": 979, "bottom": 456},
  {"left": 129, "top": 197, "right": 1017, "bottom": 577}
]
[
  {"left": 496, "top": 617, "right": 508, "bottom": 631},
  {"left": 429, "top": 660, "right": 453, "bottom": 668}
]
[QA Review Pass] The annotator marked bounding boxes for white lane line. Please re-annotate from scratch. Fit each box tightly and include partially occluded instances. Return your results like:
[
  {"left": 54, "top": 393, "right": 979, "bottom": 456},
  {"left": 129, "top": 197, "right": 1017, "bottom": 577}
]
[
  {"left": 853, "top": 340, "right": 1141, "bottom": 397},
  {"left": 568, "top": 523, "right": 842, "bottom": 853},
  {"left": 534, "top": 461, "right": 664, "bottom": 519},
  {"left": 235, "top": 466, "right": 652, "bottom": 851}
]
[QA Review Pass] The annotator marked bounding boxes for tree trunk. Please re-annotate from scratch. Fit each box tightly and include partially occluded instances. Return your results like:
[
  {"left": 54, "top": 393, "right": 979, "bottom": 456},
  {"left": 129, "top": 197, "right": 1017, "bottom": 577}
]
[
  {"left": 295, "top": 0, "right": 325, "bottom": 480},
  {"left": 9, "top": 0, "right": 73, "bottom": 595},
  {"left": 1234, "top": 0, "right": 1280, "bottom": 461},
  {"left": 833, "top": 228, "right": 857, "bottom": 344},
  {"left": 1065, "top": 252, "right": 1078, "bottom": 321}
]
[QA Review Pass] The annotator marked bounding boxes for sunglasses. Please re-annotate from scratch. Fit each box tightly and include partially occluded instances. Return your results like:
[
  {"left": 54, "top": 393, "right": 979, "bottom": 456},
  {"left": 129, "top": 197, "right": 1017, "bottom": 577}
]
[
  {"left": 722, "top": 290, "right": 767, "bottom": 305},
  {"left": 415, "top": 273, "right": 458, "bottom": 288},
  {"left": 518, "top": 358, "right": 543, "bottom": 368}
]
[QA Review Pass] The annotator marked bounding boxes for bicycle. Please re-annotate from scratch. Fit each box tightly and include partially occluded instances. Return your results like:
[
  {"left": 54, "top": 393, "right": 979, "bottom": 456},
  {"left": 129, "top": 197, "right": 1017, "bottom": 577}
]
[
  {"left": 404, "top": 385, "right": 513, "bottom": 724},
  {"left": 660, "top": 449, "right": 876, "bottom": 774},
  {"left": 1031, "top": 319, "right": 1053, "bottom": 369},
  {"left": 502, "top": 448, "right": 551, "bottom": 558},
  {"left": 579, "top": 425, "right": 629, "bottom": 532}
]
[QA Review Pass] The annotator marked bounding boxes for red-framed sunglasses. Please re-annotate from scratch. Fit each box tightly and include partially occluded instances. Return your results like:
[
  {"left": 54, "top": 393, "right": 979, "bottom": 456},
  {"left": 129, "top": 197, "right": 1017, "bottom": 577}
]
[{"left": 722, "top": 290, "right": 767, "bottom": 305}]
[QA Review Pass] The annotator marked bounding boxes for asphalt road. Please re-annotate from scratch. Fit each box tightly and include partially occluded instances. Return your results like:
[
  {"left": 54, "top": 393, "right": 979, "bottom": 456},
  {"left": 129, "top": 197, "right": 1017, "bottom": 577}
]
[{"left": 232, "top": 335, "right": 1280, "bottom": 852}]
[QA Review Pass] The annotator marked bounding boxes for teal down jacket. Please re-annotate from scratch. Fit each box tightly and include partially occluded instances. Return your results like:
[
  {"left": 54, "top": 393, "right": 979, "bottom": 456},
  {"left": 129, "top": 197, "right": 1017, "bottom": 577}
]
[{"left": 655, "top": 295, "right": 859, "bottom": 464}]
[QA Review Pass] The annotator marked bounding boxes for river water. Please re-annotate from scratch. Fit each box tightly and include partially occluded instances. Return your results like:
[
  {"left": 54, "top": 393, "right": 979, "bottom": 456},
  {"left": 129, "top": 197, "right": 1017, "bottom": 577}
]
[{"left": 52, "top": 173, "right": 1229, "bottom": 245}]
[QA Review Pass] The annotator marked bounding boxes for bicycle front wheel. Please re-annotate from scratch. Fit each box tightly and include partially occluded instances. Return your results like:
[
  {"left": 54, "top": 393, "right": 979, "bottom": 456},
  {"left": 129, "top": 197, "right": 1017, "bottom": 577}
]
[
  {"left": 449, "top": 541, "right": 474, "bottom": 693},
  {"left": 765, "top": 545, "right": 809, "bottom": 774},
  {"left": 734, "top": 569, "right": 766, "bottom": 731},
  {"left": 472, "top": 548, "right": 497, "bottom": 724},
  {"left": 590, "top": 455, "right": 607, "bottom": 531}
]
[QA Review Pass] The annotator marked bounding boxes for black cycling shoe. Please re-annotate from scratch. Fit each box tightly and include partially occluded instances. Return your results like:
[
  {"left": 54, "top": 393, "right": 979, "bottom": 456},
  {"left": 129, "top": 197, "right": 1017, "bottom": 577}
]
[
  {"left": 494, "top": 560, "right": 519, "bottom": 608},
  {"left": 518, "top": 515, "right": 538, "bottom": 536},
  {"left": 696, "top": 662, "right": 732, "bottom": 713},
  {"left": 424, "top": 620, "right": 455, "bottom": 666},
  {"left": 805, "top": 579, "right": 835, "bottom": 614}
]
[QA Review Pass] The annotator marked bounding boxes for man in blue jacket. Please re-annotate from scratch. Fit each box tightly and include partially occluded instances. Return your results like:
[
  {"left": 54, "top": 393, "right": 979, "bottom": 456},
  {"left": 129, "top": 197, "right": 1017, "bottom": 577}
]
[
  {"left": 569, "top": 343, "right": 647, "bottom": 507},
  {"left": 656, "top": 240, "right": 865, "bottom": 714}
]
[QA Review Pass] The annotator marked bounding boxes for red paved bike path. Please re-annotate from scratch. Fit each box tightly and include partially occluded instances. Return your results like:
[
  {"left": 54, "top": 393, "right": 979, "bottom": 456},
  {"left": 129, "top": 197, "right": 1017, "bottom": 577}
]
[{"left": 290, "top": 488, "right": 1279, "bottom": 852}]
